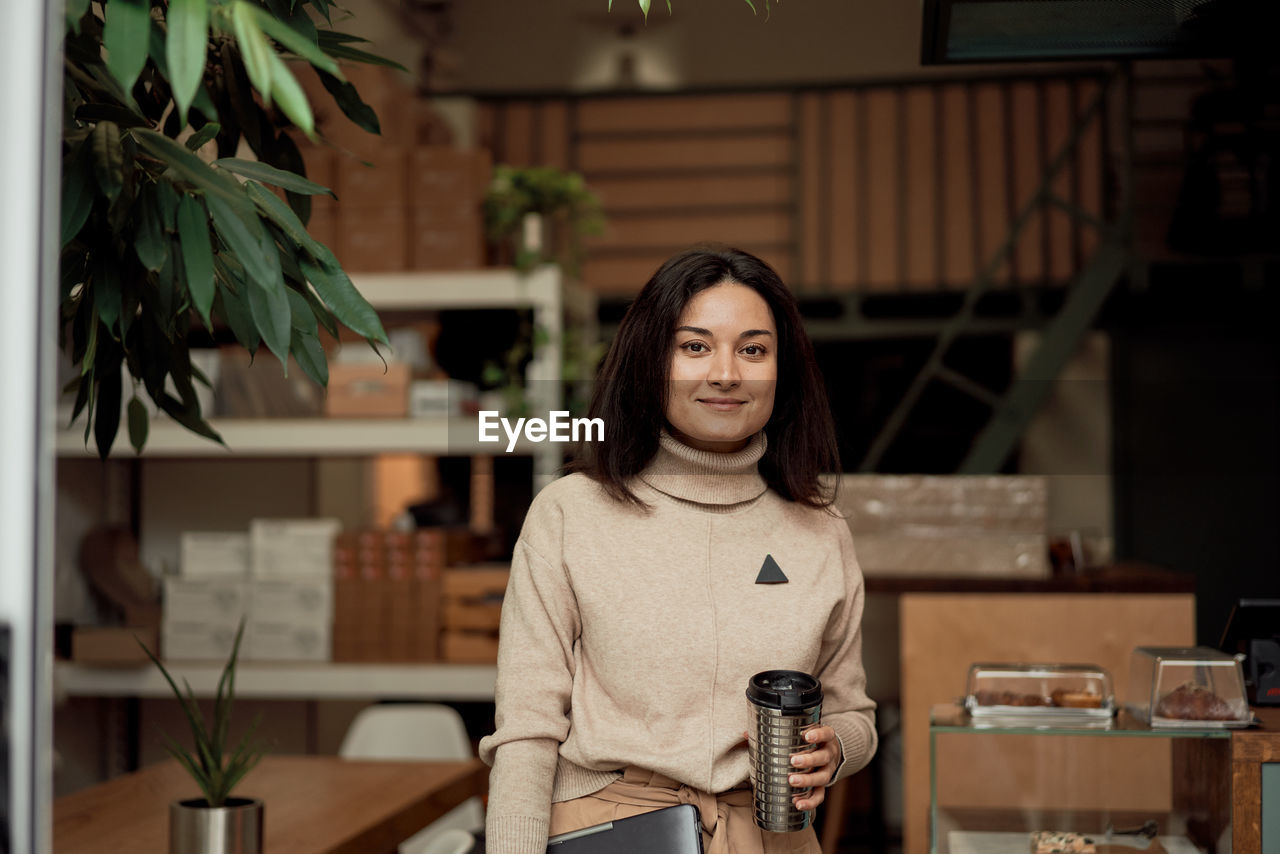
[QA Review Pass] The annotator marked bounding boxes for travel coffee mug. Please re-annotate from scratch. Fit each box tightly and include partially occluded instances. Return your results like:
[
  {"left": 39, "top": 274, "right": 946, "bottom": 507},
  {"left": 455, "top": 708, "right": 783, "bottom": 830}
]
[{"left": 746, "top": 669, "right": 824, "bottom": 833}]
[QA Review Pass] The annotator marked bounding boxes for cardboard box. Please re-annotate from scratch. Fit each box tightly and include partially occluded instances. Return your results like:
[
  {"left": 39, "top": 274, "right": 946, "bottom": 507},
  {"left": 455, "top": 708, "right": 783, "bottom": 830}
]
[
  {"left": 408, "top": 148, "right": 491, "bottom": 209},
  {"left": 336, "top": 206, "right": 408, "bottom": 272},
  {"left": 163, "top": 577, "right": 248, "bottom": 625},
  {"left": 409, "top": 379, "right": 476, "bottom": 418},
  {"left": 324, "top": 363, "right": 411, "bottom": 418},
  {"left": 244, "top": 619, "right": 331, "bottom": 662},
  {"left": 441, "top": 629, "right": 500, "bottom": 664},
  {"left": 162, "top": 620, "right": 242, "bottom": 661},
  {"left": 407, "top": 208, "right": 483, "bottom": 270},
  {"left": 336, "top": 147, "right": 409, "bottom": 209},
  {"left": 249, "top": 518, "right": 342, "bottom": 578},
  {"left": 833, "top": 475, "right": 1050, "bottom": 578},
  {"left": 179, "top": 532, "right": 250, "bottom": 578},
  {"left": 70, "top": 626, "right": 158, "bottom": 666},
  {"left": 248, "top": 578, "right": 333, "bottom": 622}
]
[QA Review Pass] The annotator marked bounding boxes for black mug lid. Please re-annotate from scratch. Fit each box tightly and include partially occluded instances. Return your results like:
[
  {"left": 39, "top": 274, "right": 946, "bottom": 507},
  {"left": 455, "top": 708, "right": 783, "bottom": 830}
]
[{"left": 746, "top": 670, "right": 822, "bottom": 710}]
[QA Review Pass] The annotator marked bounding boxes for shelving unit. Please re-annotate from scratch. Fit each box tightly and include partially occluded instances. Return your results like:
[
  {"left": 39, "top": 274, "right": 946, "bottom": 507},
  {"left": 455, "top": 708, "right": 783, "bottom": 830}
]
[
  {"left": 56, "top": 265, "right": 593, "bottom": 492},
  {"left": 55, "top": 661, "right": 498, "bottom": 702}
]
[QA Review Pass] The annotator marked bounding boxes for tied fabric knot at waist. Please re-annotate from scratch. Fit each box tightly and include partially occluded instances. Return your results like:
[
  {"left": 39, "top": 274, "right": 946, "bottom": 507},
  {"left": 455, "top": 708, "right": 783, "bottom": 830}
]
[{"left": 548, "top": 766, "right": 817, "bottom": 854}]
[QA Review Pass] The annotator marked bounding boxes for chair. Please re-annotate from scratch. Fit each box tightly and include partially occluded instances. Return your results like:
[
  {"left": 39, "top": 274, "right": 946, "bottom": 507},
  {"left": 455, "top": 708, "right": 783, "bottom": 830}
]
[
  {"left": 419, "top": 828, "right": 477, "bottom": 854},
  {"left": 339, "top": 704, "right": 485, "bottom": 854}
]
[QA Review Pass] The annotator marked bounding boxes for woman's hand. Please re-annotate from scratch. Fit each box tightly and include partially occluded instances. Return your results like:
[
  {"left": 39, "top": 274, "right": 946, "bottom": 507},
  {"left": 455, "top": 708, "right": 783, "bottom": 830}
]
[{"left": 788, "top": 725, "right": 841, "bottom": 810}]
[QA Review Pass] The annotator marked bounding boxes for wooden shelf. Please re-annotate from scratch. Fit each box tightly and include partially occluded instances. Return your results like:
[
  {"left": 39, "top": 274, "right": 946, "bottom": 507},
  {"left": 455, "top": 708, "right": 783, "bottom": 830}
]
[
  {"left": 55, "top": 660, "right": 498, "bottom": 701},
  {"left": 55, "top": 416, "right": 546, "bottom": 458}
]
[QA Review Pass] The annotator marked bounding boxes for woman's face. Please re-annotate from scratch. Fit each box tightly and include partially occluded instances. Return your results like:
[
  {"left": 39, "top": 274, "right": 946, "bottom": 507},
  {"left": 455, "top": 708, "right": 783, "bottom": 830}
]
[{"left": 665, "top": 281, "right": 778, "bottom": 453}]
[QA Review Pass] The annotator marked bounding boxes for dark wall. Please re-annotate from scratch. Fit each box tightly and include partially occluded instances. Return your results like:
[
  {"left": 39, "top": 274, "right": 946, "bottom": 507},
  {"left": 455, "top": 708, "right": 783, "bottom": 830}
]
[{"left": 1111, "top": 263, "right": 1280, "bottom": 644}]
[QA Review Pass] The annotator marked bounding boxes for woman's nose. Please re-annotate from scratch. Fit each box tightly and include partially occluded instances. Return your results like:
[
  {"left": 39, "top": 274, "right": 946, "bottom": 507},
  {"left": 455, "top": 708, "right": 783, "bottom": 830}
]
[{"left": 707, "top": 350, "right": 740, "bottom": 388}]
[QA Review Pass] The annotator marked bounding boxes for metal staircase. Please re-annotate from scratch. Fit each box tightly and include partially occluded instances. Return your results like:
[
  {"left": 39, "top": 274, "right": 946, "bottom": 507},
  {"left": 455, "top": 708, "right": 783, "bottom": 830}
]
[{"left": 858, "top": 67, "right": 1132, "bottom": 474}]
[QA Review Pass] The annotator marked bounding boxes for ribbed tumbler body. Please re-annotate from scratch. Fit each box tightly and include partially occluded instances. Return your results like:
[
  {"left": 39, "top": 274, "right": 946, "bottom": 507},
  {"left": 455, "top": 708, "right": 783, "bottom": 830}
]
[{"left": 745, "top": 670, "right": 823, "bottom": 833}]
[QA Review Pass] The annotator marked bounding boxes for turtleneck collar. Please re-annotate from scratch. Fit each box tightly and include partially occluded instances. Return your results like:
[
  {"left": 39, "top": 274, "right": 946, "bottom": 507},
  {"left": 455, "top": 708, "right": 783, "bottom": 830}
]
[{"left": 638, "top": 429, "right": 769, "bottom": 506}]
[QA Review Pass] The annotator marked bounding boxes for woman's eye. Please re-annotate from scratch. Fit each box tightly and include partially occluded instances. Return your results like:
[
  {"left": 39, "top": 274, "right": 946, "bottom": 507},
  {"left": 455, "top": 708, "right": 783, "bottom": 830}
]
[
  {"left": 682, "top": 342, "right": 708, "bottom": 353},
  {"left": 741, "top": 345, "right": 766, "bottom": 356}
]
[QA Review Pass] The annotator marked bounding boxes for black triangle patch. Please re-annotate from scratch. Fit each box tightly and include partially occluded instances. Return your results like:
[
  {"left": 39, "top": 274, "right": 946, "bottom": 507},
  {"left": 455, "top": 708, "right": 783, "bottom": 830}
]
[{"left": 755, "top": 554, "right": 788, "bottom": 584}]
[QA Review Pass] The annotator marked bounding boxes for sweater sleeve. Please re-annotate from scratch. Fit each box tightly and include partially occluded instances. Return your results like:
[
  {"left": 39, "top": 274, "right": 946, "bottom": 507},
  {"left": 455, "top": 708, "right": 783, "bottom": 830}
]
[
  {"left": 817, "top": 521, "right": 879, "bottom": 783},
  {"left": 477, "top": 505, "right": 581, "bottom": 854}
]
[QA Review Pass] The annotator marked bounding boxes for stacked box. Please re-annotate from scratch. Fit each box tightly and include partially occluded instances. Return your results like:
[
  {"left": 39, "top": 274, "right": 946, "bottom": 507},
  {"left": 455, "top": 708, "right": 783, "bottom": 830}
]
[
  {"left": 332, "top": 529, "right": 446, "bottom": 662},
  {"left": 834, "top": 475, "right": 1050, "bottom": 578},
  {"left": 161, "top": 577, "right": 249, "bottom": 660},
  {"left": 440, "top": 565, "right": 510, "bottom": 663},
  {"left": 245, "top": 519, "right": 341, "bottom": 661},
  {"left": 179, "top": 532, "right": 250, "bottom": 578}
]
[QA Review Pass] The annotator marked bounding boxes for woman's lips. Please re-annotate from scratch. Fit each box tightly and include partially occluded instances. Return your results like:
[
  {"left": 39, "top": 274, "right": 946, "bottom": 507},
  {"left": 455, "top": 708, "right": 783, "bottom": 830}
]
[{"left": 697, "top": 398, "right": 747, "bottom": 412}]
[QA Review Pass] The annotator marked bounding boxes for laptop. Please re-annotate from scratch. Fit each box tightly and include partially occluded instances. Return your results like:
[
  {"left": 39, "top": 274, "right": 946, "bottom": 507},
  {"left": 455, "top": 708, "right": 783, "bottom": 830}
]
[{"left": 546, "top": 803, "right": 704, "bottom": 853}]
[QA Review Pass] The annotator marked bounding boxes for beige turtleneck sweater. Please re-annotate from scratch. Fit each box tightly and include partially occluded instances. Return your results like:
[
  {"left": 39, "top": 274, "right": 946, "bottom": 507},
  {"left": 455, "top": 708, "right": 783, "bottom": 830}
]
[{"left": 478, "top": 431, "right": 878, "bottom": 853}]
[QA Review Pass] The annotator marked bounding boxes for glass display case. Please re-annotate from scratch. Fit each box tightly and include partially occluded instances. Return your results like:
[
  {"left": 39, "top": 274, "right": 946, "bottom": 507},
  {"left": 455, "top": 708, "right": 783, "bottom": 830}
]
[
  {"left": 1126, "top": 647, "right": 1252, "bottom": 729},
  {"left": 929, "top": 704, "right": 1233, "bottom": 854},
  {"left": 964, "top": 663, "right": 1115, "bottom": 726}
]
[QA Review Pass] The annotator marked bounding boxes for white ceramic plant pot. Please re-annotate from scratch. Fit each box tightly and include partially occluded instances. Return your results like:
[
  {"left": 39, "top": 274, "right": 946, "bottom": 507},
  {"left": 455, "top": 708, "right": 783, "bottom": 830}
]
[{"left": 169, "top": 797, "right": 263, "bottom": 854}]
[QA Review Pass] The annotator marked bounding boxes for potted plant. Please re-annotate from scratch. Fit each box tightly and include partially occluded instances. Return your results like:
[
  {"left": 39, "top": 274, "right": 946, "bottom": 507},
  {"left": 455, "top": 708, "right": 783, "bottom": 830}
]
[
  {"left": 139, "top": 622, "right": 267, "bottom": 854},
  {"left": 62, "top": 0, "right": 399, "bottom": 457},
  {"left": 482, "top": 165, "right": 605, "bottom": 275}
]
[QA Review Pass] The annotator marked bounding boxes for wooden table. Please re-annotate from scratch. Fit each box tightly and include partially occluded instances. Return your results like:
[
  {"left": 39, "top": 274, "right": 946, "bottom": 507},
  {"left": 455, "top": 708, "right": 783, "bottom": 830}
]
[{"left": 54, "top": 755, "right": 488, "bottom": 854}]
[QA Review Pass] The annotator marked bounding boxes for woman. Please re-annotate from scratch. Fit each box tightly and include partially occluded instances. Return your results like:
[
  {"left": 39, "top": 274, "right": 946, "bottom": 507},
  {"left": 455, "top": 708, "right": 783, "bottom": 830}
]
[{"left": 478, "top": 245, "right": 877, "bottom": 854}]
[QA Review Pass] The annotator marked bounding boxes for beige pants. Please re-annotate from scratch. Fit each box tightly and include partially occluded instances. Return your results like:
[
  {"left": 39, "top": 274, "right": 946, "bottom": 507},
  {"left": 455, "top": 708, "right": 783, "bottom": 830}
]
[{"left": 549, "top": 767, "right": 821, "bottom": 854}]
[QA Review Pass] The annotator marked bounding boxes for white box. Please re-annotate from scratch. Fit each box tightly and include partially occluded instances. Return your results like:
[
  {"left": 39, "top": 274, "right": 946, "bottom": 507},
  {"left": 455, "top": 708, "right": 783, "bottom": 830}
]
[
  {"left": 249, "top": 518, "right": 341, "bottom": 578},
  {"left": 180, "top": 532, "right": 250, "bottom": 577},
  {"left": 244, "top": 619, "right": 331, "bottom": 662},
  {"left": 163, "top": 577, "right": 248, "bottom": 625},
  {"left": 248, "top": 578, "right": 333, "bottom": 622},
  {"left": 161, "top": 620, "right": 243, "bottom": 661},
  {"left": 409, "top": 379, "right": 476, "bottom": 418}
]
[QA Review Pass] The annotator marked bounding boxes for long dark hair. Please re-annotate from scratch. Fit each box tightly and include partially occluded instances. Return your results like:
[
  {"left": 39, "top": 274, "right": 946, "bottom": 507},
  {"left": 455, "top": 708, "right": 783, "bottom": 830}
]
[{"left": 569, "top": 244, "right": 840, "bottom": 508}]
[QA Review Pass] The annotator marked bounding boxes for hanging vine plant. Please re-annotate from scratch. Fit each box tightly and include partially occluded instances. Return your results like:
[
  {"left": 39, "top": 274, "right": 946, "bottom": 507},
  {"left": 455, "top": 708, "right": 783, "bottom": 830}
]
[{"left": 62, "top": 0, "right": 398, "bottom": 458}]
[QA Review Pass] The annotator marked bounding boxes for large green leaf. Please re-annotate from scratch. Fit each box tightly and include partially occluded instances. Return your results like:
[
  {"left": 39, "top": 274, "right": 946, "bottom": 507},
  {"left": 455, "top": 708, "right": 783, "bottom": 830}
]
[
  {"left": 316, "top": 70, "right": 380, "bottom": 135},
  {"left": 132, "top": 129, "right": 253, "bottom": 214},
  {"left": 134, "top": 187, "right": 168, "bottom": 273},
  {"left": 215, "top": 158, "right": 333, "bottom": 196},
  {"left": 185, "top": 121, "right": 222, "bottom": 151},
  {"left": 91, "top": 120, "right": 124, "bottom": 202},
  {"left": 213, "top": 277, "right": 260, "bottom": 353},
  {"left": 267, "top": 52, "right": 314, "bottom": 137},
  {"left": 167, "top": 0, "right": 210, "bottom": 128},
  {"left": 94, "top": 348, "right": 123, "bottom": 460},
  {"left": 176, "top": 194, "right": 216, "bottom": 330},
  {"left": 291, "top": 327, "right": 328, "bottom": 386},
  {"left": 205, "top": 193, "right": 281, "bottom": 292},
  {"left": 62, "top": 141, "right": 95, "bottom": 247},
  {"left": 244, "top": 180, "right": 324, "bottom": 256},
  {"left": 103, "top": 0, "right": 150, "bottom": 95},
  {"left": 66, "top": 0, "right": 92, "bottom": 33},
  {"left": 127, "top": 395, "right": 150, "bottom": 454},
  {"left": 245, "top": 270, "right": 292, "bottom": 366},
  {"left": 247, "top": 5, "right": 341, "bottom": 77},
  {"left": 93, "top": 260, "right": 123, "bottom": 336},
  {"left": 232, "top": 2, "right": 274, "bottom": 105},
  {"left": 319, "top": 43, "right": 408, "bottom": 71},
  {"left": 299, "top": 254, "right": 388, "bottom": 344},
  {"left": 74, "top": 103, "right": 151, "bottom": 129}
]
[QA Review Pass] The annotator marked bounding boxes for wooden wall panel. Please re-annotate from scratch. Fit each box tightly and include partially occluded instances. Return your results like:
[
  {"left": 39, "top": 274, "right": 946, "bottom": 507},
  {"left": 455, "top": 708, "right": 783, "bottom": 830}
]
[
  {"left": 900, "top": 593, "right": 1196, "bottom": 854},
  {"left": 484, "top": 73, "right": 1112, "bottom": 297},
  {"left": 797, "top": 92, "right": 824, "bottom": 290},
  {"left": 1045, "top": 80, "right": 1076, "bottom": 284},
  {"left": 589, "top": 174, "right": 791, "bottom": 212},
  {"left": 1076, "top": 80, "right": 1104, "bottom": 262},
  {"left": 865, "top": 89, "right": 901, "bottom": 291},
  {"left": 586, "top": 211, "right": 791, "bottom": 251},
  {"left": 826, "top": 91, "right": 859, "bottom": 293},
  {"left": 904, "top": 87, "right": 938, "bottom": 291},
  {"left": 576, "top": 93, "right": 791, "bottom": 133},
  {"left": 536, "top": 100, "right": 571, "bottom": 170},
  {"left": 582, "top": 250, "right": 797, "bottom": 294},
  {"left": 941, "top": 85, "right": 976, "bottom": 288},
  {"left": 577, "top": 134, "right": 792, "bottom": 173},
  {"left": 975, "top": 84, "right": 1012, "bottom": 286},
  {"left": 1011, "top": 80, "right": 1045, "bottom": 284}
]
